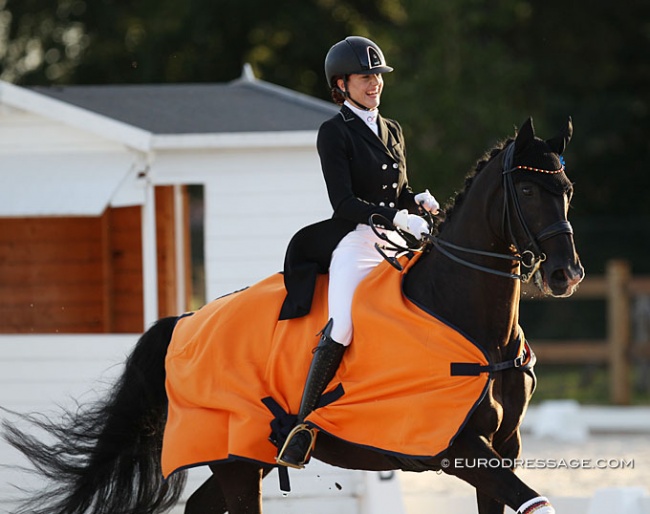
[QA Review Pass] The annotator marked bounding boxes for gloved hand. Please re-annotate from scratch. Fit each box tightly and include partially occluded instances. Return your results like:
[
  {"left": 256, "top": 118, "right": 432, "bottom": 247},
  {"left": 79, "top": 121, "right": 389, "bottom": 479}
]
[
  {"left": 393, "top": 209, "right": 429, "bottom": 239},
  {"left": 414, "top": 189, "right": 440, "bottom": 214}
]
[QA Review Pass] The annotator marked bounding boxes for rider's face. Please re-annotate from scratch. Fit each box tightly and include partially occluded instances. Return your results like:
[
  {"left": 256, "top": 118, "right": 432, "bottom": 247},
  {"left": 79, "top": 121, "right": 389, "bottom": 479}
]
[{"left": 338, "top": 73, "right": 383, "bottom": 110}]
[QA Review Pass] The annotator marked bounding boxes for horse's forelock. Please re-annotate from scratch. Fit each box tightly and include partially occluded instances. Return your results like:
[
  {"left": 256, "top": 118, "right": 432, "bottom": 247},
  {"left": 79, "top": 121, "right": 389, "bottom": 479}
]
[{"left": 515, "top": 137, "right": 565, "bottom": 174}]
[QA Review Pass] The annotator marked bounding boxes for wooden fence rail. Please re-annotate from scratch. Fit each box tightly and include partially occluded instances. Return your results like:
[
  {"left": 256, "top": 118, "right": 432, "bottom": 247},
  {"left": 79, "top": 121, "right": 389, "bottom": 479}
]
[{"left": 522, "top": 259, "right": 650, "bottom": 405}]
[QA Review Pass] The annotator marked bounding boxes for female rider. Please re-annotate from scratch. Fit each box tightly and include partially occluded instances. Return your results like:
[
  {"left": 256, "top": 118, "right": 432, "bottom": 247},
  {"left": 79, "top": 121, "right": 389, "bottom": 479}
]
[{"left": 277, "top": 36, "right": 439, "bottom": 468}]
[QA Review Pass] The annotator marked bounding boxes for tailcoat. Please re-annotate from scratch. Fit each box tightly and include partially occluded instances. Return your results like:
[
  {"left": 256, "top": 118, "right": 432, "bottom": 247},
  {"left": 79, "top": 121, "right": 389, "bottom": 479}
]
[{"left": 280, "top": 105, "right": 419, "bottom": 319}]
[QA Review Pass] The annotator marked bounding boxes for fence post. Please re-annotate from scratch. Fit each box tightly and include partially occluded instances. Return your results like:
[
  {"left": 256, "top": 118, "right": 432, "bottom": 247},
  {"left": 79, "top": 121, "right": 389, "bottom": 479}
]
[{"left": 607, "top": 259, "right": 631, "bottom": 405}]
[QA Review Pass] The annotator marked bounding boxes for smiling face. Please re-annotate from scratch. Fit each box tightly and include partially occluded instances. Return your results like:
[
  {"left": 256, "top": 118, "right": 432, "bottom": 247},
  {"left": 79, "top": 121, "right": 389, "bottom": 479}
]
[{"left": 337, "top": 73, "right": 384, "bottom": 110}]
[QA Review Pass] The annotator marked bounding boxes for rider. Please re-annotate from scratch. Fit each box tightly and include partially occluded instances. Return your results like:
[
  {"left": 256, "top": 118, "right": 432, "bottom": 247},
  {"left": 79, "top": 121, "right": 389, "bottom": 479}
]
[{"left": 276, "top": 36, "right": 440, "bottom": 468}]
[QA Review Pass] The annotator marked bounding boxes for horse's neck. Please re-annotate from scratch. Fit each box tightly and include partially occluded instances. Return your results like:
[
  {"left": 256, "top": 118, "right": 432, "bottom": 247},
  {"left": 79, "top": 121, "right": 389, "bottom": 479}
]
[{"left": 407, "top": 228, "right": 521, "bottom": 355}]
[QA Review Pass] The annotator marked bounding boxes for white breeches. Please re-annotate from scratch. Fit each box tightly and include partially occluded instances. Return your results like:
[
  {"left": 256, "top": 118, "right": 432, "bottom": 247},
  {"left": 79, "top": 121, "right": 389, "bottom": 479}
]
[{"left": 328, "top": 224, "right": 403, "bottom": 345}]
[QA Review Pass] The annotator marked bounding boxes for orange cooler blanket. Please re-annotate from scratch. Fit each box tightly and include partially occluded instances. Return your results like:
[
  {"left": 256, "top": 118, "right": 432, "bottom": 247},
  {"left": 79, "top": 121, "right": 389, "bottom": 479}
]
[{"left": 161, "top": 255, "right": 490, "bottom": 477}]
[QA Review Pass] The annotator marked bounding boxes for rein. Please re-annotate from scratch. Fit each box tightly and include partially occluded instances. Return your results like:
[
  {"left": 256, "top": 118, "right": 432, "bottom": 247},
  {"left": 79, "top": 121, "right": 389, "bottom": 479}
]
[{"left": 427, "top": 142, "right": 573, "bottom": 282}]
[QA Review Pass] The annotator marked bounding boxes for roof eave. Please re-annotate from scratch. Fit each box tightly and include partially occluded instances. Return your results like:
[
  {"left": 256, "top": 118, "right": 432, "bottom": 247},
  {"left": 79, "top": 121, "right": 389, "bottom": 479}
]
[
  {"left": 151, "top": 130, "right": 318, "bottom": 150},
  {"left": 0, "top": 80, "right": 153, "bottom": 152}
]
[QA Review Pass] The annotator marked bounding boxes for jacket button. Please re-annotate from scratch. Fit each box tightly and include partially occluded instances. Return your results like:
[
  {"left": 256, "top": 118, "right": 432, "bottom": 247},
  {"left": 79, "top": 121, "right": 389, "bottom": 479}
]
[
  {"left": 379, "top": 202, "right": 385, "bottom": 206},
  {"left": 382, "top": 184, "right": 388, "bottom": 189},
  {"left": 389, "top": 202, "right": 395, "bottom": 208},
  {"left": 392, "top": 182, "right": 398, "bottom": 188},
  {"left": 392, "top": 163, "right": 399, "bottom": 169},
  {"left": 382, "top": 164, "right": 388, "bottom": 170}
]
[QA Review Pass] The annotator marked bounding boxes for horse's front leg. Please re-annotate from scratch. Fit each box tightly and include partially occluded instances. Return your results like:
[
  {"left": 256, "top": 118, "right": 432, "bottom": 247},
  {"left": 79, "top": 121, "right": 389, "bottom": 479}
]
[
  {"left": 443, "top": 429, "right": 554, "bottom": 514},
  {"left": 474, "top": 428, "right": 526, "bottom": 514},
  {"left": 476, "top": 490, "right": 506, "bottom": 514}
]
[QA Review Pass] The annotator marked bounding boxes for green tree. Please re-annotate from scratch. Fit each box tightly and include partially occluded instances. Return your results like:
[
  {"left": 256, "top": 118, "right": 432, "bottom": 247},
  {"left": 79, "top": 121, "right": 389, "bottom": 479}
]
[
  {"left": 0, "top": 0, "right": 88, "bottom": 83},
  {"left": 2, "top": 0, "right": 648, "bottom": 224},
  {"left": 1, "top": 0, "right": 403, "bottom": 87},
  {"left": 378, "top": 0, "right": 535, "bottom": 201},
  {"left": 518, "top": 0, "right": 650, "bottom": 218}
]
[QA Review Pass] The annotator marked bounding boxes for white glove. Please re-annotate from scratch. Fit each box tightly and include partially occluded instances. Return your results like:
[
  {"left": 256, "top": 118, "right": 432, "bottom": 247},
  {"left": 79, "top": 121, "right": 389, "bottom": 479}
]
[
  {"left": 393, "top": 209, "right": 429, "bottom": 239},
  {"left": 414, "top": 189, "right": 440, "bottom": 214}
]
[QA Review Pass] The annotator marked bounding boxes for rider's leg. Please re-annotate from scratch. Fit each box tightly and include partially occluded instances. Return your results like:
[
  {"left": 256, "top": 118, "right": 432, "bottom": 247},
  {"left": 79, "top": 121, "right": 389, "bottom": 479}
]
[
  {"left": 276, "top": 319, "right": 346, "bottom": 468},
  {"left": 276, "top": 226, "right": 384, "bottom": 468}
]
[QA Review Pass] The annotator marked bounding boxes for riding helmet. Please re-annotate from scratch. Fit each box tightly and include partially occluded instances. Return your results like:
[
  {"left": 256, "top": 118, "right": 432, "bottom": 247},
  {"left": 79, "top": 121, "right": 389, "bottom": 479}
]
[{"left": 324, "top": 36, "right": 393, "bottom": 88}]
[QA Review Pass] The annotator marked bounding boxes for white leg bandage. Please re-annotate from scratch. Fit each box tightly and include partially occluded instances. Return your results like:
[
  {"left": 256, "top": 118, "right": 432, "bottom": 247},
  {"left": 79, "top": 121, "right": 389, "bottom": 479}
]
[{"left": 517, "top": 496, "right": 555, "bottom": 514}]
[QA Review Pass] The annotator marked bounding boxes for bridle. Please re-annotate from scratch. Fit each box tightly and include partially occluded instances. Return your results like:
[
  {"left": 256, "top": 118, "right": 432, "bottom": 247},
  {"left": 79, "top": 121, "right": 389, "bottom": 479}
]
[
  {"left": 371, "top": 142, "right": 573, "bottom": 281},
  {"left": 430, "top": 142, "right": 573, "bottom": 281}
]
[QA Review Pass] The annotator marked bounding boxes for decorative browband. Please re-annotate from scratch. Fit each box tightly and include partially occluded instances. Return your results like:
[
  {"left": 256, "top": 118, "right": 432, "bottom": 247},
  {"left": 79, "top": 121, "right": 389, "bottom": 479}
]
[
  {"left": 514, "top": 155, "right": 566, "bottom": 175},
  {"left": 514, "top": 165, "right": 564, "bottom": 174}
]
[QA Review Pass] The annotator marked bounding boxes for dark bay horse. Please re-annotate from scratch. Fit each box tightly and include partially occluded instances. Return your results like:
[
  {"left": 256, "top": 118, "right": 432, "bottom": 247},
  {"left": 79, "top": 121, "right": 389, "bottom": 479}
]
[{"left": 3, "top": 117, "right": 583, "bottom": 514}]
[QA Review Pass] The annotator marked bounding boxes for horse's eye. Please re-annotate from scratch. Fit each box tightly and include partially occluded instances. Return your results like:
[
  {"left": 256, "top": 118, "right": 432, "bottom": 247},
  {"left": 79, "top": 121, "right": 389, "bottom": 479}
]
[{"left": 521, "top": 185, "right": 534, "bottom": 196}]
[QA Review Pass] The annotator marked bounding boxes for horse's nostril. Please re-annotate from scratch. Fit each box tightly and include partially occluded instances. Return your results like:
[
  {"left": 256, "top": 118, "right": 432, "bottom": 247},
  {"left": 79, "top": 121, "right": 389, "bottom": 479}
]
[{"left": 551, "top": 269, "right": 567, "bottom": 283}]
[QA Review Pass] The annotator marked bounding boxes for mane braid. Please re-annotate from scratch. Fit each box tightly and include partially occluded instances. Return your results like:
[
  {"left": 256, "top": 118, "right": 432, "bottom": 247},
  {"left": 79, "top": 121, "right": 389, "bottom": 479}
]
[{"left": 438, "top": 138, "right": 513, "bottom": 230}]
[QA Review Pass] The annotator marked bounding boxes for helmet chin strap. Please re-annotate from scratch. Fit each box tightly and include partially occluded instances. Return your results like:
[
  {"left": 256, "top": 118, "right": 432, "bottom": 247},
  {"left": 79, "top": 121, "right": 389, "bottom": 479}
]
[
  {"left": 347, "top": 94, "right": 376, "bottom": 111},
  {"left": 340, "top": 76, "right": 378, "bottom": 111}
]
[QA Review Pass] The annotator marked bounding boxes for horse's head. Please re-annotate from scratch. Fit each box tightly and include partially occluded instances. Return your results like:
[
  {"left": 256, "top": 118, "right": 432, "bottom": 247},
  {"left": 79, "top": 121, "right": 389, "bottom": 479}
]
[{"left": 504, "top": 117, "right": 584, "bottom": 297}]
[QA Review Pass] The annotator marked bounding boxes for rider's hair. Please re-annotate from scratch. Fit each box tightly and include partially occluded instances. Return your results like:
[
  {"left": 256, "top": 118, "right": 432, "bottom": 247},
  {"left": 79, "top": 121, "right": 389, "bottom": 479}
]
[{"left": 330, "top": 75, "right": 346, "bottom": 104}]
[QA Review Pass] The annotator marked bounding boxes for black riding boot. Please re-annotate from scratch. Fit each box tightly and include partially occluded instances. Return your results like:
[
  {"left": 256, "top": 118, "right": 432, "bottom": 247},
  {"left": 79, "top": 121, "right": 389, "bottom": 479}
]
[{"left": 276, "top": 320, "right": 346, "bottom": 469}]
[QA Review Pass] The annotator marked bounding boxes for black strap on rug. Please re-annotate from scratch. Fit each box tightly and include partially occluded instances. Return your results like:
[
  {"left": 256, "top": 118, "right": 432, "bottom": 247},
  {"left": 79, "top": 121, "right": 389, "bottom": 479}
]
[
  {"left": 451, "top": 341, "right": 536, "bottom": 376},
  {"left": 262, "top": 383, "right": 345, "bottom": 492}
]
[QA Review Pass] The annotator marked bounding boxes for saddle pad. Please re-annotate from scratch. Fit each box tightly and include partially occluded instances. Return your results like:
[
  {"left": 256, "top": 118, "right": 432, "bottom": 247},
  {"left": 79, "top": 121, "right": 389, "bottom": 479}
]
[{"left": 161, "top": 255, "right": 490, "bottom": 477}]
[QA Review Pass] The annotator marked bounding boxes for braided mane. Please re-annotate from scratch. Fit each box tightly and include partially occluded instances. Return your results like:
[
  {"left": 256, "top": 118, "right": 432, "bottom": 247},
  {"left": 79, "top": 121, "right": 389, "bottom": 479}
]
[{"left": 436, "top": 138, "right": 513, "bottom": 232}]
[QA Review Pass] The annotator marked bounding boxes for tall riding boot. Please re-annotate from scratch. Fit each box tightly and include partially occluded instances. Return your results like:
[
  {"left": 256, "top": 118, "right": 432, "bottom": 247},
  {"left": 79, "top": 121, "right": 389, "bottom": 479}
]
[{"left": 276, "top": 320, "right": 346, "bottom": 469}]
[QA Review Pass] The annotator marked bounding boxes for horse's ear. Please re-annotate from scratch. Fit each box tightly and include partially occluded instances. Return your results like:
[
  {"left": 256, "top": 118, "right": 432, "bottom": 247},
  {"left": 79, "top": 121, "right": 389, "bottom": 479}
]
[
  {"left": 514, "top": 117, "right": 535, "bottom": 153},
  {"left": 545, "top": 116, "right": 573, "bottom": 155}
]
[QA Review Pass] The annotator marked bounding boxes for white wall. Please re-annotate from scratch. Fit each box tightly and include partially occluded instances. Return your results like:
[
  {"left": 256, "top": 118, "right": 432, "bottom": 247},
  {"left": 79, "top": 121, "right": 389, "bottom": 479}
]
[
  {"left": 0, "top": 105, "right": 130, "bottom": 154},
  {"left": 152, "top": 145, "right": 332, "bottom": 300},
  {"left": 0, "top": 105, "right": 144, "bottom": 216}
]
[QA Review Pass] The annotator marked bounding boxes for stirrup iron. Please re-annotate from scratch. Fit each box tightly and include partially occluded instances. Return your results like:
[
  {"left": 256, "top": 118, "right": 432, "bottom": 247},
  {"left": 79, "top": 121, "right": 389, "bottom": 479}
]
[{"left": 275, "top": 423, "right": 316, "bottom": 469}]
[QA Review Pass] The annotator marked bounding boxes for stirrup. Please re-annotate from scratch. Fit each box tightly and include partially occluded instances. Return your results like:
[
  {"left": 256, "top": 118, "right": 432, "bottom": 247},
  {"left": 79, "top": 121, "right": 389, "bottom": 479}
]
[{"left": 275, "top": 424, "right": 316, "bottom": 469}]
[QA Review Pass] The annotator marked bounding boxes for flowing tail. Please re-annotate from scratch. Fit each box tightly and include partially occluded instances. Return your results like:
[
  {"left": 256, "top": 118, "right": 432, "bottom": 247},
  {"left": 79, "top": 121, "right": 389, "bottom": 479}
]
[{"left": 2, "top": 316, "right": 186, "bottom": 514}]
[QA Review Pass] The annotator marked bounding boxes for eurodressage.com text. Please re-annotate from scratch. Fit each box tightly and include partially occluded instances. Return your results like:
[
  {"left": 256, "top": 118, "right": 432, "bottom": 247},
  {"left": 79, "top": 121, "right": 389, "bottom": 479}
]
[{"left": 440, "top": 457, "right": 635, "bottom": 470}]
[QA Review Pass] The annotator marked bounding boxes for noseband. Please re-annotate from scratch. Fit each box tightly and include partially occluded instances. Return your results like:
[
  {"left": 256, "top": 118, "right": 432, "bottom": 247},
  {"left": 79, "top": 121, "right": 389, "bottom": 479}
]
[{"left": 429, "top": 142, "right": 573, "bottom": 281}]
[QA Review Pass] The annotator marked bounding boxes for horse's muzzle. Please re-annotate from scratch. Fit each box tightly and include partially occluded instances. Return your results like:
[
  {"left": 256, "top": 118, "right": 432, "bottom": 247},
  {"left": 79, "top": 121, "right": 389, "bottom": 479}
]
[{"left": 539, "top": 260, "right": 584, "bottom": 297}]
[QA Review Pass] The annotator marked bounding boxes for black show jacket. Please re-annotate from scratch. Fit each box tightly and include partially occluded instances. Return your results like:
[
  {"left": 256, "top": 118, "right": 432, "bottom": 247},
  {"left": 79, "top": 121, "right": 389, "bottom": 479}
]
[{"left": 280, "top": 105, "right": 420, "bottom": 319}]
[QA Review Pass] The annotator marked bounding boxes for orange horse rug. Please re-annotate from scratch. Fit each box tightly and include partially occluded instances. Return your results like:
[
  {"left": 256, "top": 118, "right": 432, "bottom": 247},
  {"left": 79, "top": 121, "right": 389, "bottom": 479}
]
[{"left": 161, "top": 255, "right": 497, "bottom": 478}]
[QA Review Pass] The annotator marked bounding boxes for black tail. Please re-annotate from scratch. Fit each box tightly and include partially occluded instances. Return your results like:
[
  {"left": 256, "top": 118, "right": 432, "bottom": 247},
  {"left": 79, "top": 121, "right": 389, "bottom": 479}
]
[{"left": 2, "top": 316, "right": 186, "bottom": 514}]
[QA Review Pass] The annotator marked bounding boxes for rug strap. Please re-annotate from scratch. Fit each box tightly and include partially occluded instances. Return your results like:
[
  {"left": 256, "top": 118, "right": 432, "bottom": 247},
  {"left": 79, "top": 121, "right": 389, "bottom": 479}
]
[{"left": 261, "top": 383, "right": 345, "bottom": 493}]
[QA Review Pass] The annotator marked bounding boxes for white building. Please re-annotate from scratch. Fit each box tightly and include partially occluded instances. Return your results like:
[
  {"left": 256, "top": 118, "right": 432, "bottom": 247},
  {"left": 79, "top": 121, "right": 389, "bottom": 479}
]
[{"left": 0, "top": 68, "right": 405, "bottom": 513}]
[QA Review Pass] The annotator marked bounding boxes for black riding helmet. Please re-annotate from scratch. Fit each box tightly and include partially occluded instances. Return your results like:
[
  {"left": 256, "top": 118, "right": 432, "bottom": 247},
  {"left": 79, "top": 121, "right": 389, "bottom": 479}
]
[{"left": 324, "top": 36, "right": 393, "bottom": 109}]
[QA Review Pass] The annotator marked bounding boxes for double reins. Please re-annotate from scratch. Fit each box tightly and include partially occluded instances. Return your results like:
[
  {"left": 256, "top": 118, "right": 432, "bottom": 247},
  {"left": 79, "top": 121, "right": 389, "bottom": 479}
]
[{"left": 429, "top": 142, "right": 573, "bottom": 281}]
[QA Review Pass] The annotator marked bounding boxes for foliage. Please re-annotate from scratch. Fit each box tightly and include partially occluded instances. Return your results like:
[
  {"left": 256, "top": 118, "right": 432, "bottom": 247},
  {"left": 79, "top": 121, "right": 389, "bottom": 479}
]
[
  {"left": 0, "top": 0, "right": 648, "bottom": 237},
  {"left": 532, "top": 364, "right": 650, "bottom": 405}
]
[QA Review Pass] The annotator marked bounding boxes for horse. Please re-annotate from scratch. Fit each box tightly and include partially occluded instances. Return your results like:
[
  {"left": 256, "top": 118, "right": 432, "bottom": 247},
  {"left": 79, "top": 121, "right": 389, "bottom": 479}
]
[{"left": 2, "top": 116, "right": 583, "bottom": 514}]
